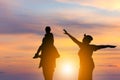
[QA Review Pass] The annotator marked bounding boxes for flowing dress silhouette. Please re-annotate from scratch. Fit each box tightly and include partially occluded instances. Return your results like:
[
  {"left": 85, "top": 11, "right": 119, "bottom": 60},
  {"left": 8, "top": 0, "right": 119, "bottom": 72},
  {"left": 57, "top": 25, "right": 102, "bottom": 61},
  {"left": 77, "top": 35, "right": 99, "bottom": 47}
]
[
  {"left": 33, "top": 26, "right": 60, "bottom": 80},
  {"left": 63, "top": 29, "right": 116, "bottom": 80}
]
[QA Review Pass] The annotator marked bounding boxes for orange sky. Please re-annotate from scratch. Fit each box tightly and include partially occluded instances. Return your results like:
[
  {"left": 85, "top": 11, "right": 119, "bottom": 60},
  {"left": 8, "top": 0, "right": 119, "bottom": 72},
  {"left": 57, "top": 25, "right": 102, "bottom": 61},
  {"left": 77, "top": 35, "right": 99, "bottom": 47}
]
[
  {"left": 0, "top": 29, "right": 120, "bottom": 80},
  {"left": 0, "top": 0, "right": 120, "bottom": 80}
]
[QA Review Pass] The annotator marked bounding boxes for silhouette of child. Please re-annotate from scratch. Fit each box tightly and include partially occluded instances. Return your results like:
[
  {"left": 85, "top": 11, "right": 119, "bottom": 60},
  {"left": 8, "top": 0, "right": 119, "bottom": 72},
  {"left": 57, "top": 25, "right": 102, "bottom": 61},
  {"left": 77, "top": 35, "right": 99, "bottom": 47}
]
[
  {"left": 63, "top": 29, "right": 116, "bottom": 80},
  {"left": 33, "top": 26, "right": 60, "bottom": 80}
]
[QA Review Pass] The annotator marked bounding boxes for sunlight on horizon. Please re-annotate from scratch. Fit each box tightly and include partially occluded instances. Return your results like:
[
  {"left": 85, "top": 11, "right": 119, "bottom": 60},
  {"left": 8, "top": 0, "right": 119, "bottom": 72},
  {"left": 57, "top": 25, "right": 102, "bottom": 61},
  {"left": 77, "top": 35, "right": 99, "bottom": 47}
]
[
  {"left": 0, "top": 32, "right": 120, "bottom": 80},
  {"left": 61, "top": 63, "right": 75, "bottom": 75},
  {"left": 1, "top": 0, "right": 120, "bottom": 79}
]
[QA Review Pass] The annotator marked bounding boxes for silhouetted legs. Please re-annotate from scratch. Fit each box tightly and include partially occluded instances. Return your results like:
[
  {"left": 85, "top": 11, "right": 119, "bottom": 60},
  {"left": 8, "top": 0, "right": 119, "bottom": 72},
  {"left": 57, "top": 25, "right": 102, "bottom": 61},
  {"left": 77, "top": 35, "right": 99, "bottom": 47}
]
[
  {"left": 78, "top": 66, "right": 94, "bottom": 80},
  {"left": 42, "top": 67, "right": 54, "bottom": 80}
]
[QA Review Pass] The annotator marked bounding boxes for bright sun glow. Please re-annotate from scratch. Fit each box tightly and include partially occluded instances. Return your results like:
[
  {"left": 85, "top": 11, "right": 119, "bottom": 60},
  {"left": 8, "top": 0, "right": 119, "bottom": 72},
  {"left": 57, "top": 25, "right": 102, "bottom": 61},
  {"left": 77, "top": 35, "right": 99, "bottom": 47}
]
[
  {"left": 62, "top": 63, "right": 74, "bottom": 75},
  {"left": 57, "top": 57, "right": 79, "bottom": 77}
]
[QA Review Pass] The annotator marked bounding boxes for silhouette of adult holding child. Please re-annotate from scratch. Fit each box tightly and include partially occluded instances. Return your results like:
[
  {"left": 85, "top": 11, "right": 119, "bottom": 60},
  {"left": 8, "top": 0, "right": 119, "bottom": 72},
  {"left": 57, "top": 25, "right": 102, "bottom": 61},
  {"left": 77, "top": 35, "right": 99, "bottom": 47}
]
[
  {"left": 63, "top": 29, "right": 116, "bottom": 80},
  {"left": 33, "top": 26, "right": 60, "bottom": 80}
]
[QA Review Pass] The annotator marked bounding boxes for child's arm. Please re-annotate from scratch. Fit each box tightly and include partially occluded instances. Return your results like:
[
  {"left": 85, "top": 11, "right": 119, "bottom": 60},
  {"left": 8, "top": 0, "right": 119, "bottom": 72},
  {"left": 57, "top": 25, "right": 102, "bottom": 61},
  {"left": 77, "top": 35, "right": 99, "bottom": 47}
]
[{"left": 63, "top": 29, "right": 81, "bottom": 46}]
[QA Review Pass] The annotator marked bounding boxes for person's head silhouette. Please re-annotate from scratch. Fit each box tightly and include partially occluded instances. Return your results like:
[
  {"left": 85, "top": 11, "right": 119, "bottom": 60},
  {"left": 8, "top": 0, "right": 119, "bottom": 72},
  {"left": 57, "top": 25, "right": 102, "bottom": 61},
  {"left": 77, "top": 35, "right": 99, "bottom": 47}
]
[
  {"left": 45, "top": 26, "right": 51, "bottom": 34},
  {"left": 82, "top": 34, "right": 93, "bottom": 44}
]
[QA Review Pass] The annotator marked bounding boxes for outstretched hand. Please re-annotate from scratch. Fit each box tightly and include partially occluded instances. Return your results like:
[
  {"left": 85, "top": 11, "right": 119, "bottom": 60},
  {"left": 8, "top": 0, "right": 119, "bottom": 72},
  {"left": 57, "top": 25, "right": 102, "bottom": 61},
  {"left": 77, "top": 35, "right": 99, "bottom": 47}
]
[
  {"left": 109, "top": 45, "right": 116, "bottom": 48},
  {"left": 63, "top": 29, "right": 68, "bottom": 35}
]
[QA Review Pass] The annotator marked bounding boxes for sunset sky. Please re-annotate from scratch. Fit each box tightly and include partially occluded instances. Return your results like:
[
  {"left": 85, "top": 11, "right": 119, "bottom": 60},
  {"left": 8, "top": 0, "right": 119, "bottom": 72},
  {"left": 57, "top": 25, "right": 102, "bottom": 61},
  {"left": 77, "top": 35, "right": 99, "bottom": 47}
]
[{"left": 0, "top": 0, "right": 120, "bottom": 80}]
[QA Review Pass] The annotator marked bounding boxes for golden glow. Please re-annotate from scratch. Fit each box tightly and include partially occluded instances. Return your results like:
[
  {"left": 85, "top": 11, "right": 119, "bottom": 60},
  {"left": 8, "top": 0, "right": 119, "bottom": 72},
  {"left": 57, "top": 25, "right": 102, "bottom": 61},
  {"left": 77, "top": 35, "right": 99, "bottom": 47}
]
[
  {"left": 62, "top": 63, "right": 74, "bottom": 74},
  {"left": 0, "top": 30, "right": 120, "bottom": 79},
  {"left": 56, "top": 56, "right": 79, "bottom": 77}
]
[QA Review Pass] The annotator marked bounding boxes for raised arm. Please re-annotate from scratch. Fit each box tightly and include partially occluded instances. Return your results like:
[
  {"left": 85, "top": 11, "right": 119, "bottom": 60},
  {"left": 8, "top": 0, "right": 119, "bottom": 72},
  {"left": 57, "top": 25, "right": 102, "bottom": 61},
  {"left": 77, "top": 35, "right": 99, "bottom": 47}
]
[
  {"left": 94, "top": 45, "right": 116, "bottom": 51},
  {"left": 63, "top": 29, "right": 81, "bottom": 45}
]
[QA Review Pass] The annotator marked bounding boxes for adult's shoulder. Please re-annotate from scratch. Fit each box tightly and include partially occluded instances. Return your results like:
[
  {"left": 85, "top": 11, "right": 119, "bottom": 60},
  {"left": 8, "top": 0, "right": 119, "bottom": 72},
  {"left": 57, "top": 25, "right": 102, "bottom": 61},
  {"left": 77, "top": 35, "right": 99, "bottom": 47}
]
[
  {"left": 50, "top": 33, "right": 53, "bottom": 35},
  {"left": 90, "top": 44, "right": 96, "bottom": 46},
  {"left": 90, "top": 44, "right": 99, "bottom": 51},
  {"left": 45, "top": 33, "right": 53, "bottom": 36},
  {"left": 90, "top": 44, "right": 97, "bottom": 47}
]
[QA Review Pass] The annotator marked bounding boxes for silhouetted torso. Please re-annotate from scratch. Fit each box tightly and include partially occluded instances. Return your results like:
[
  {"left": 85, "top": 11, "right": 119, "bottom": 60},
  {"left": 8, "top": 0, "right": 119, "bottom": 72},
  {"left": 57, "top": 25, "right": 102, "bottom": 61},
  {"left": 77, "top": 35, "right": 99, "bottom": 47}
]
[
  {"left": 78, "top": 44, "right": 99, "bottom": 68},
  {"left": 40, "top": 33, "right": 59, "bottom": 68},
  {"left": 42, "top": 33, "right": 54, "bottom": 45}
]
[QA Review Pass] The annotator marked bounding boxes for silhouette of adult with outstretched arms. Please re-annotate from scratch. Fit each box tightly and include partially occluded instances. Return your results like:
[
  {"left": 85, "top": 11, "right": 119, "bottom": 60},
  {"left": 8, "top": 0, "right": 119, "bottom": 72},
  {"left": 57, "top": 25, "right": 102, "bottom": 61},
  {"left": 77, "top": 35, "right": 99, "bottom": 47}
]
[
  {"left": 33, "top": 26, "right": 60, "bottom": 80},
  {"left": 63, "top": 29, "right": 116, "bottom": 80}
]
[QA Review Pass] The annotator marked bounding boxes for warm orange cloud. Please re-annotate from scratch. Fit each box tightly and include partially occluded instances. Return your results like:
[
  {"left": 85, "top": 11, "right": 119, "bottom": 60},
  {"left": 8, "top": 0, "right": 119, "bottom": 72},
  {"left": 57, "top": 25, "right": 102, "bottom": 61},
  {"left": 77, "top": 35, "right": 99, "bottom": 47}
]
[
  {"left": 57, "top": 0, "right": 120, "bottom": 10},
  {"left": 56, "top": 8, "right": 120, "bottom": 25}
]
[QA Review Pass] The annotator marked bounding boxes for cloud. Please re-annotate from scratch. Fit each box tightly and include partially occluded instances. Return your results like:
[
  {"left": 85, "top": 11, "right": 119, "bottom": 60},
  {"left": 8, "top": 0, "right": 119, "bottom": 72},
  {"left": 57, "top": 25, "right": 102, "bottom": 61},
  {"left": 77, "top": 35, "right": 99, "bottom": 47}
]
[
  {"left": 0, "top": 1, "right": 49, "bottom": 35},
  {"left": 98, "top": 64, "right": 118, "bottom": 68},
  {"left": 0, "top": 71, "right": 5, "bottom": 74},
  {"left": 0, "top": 0, "right": 20, "bottom": 8},
  {"left": 1, "top": 6, "right": 120, "bottom": 43},
  {"left": 55, "top": 7, "right": 120, "bottom": 25},
  {"left": 0, "top": 8, "right": 44, "bottom": 34},
  {"left": 0, "top": 0, "right": 120, "bottom": 40},
  {"left": 0, "top": 72, "right": 43, "bottom": 80},
  {"left": 56, "top": 0, "right": 120, "bottom": 10},
  {"left": 0, "top": 1, "right": 62, "bottom": 35}
]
